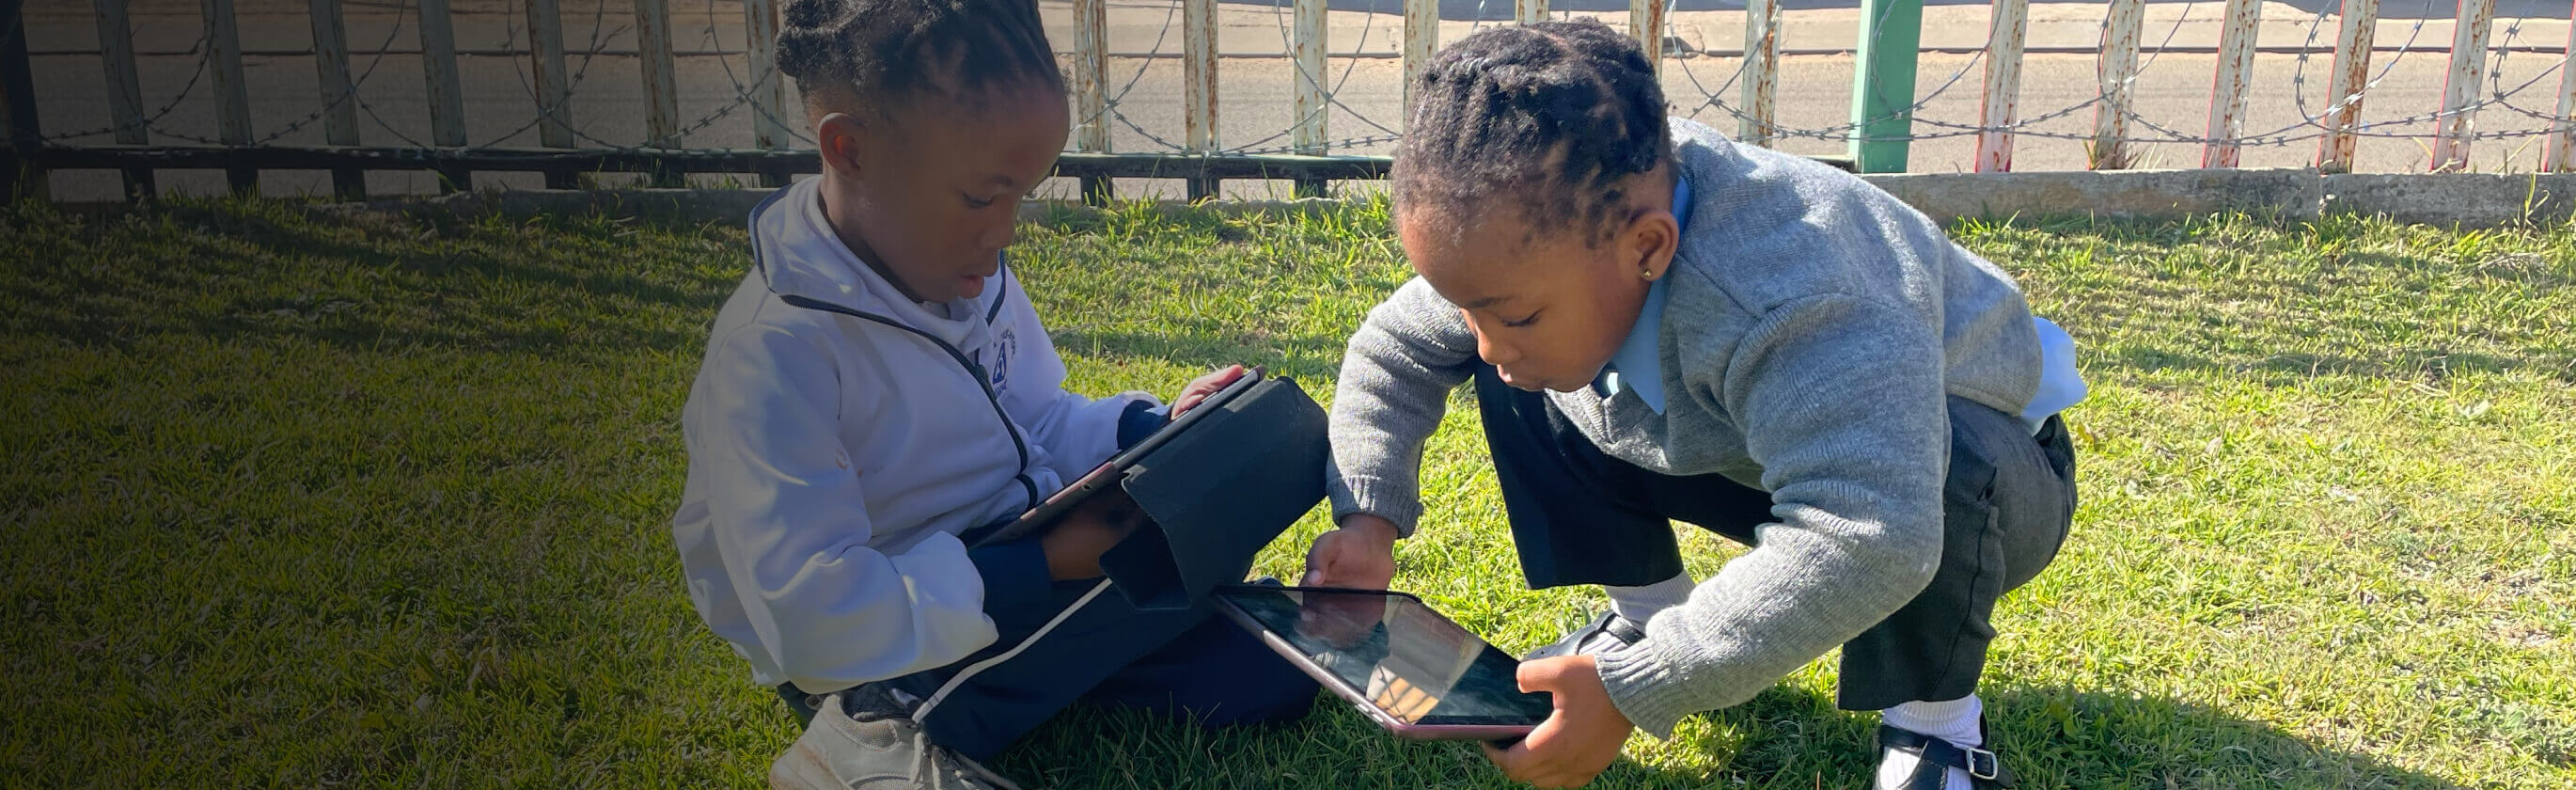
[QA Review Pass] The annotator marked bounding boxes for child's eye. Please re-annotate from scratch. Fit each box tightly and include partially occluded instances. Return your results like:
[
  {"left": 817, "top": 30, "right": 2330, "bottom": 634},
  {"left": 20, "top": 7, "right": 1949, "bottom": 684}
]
[
  {"left": 963, "top": 194, "right": 997, "bottom": 209},
  {"left": 1501, "top": 311, "right": 1541, "bottom": 328}
]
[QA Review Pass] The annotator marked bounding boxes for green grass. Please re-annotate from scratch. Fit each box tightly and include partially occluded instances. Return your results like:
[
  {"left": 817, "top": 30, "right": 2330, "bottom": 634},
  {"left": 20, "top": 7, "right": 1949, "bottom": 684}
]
[{"left": 3, "top": 198, "right": 2570, "bottom": 789}]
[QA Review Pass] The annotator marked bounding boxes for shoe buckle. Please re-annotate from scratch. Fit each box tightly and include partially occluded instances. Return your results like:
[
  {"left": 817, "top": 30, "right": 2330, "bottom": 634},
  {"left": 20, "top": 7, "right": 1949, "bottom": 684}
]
[{"left": 1963, "top": 747, "right": 2001, "bottom": 781}]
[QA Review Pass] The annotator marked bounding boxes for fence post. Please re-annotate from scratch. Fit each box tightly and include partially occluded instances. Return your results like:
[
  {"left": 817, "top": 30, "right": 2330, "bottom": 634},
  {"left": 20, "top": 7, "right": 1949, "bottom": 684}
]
[
  {"left": 2090, "top": 0, "right": 2143, "bottom": 169},
  {"left": 203, "top": 0, "right": 254, "bottom": 193},
  {"left": 1404, "top": 0, "right": 1437, "bottom": 118},
  {"left": 308, "top": 0, "right": 363, "bottom": 198},
  {"left": 1740, "top": 0, "right": 1782, "bottom": 147},
  {"left": 0, "top": 0, "right": 37, "bottom": 202},
  {"left": 2202, "top": 0, "right": 2260, "bottom": 167},
  {"left": 742, "top": 0, "right": 788, "bottom": 187},
  {"left": 97, "top": 0, "right": 155, "bottom": 199},
  {"left": 1184, "top": 0, "right": 1217, "bottom": 200},
  {"left": 636, "top": 0, "right": 681, "bottom": 186},
  {"left": 416, "top": 0, "right": 471, "bottom": 191},
  {"left": 2547, "top": 0, "right": 2576, "bottom": 172},
  {"left": 2429, "top": 0, "right": 2495, "bottom": 171},
  {"left": 1517, "top": 0, "right": 1546, "bottom": 24},
  {"left": 529, "top": 0, "right": 578, "bottom": 189},
  {"left": 1848, "top": 0, "right": 1924, "bottom": 172},
  {"left": 2316, "top": 0, "right": 2377, "bottom": 173},
  {"left": 1630, "top": 0, "right": 1664, "bottom": 73},
  {"left": 1292, "top": 0, "right": 1327, "bottom": 198},
  {"left": 1974, "top": 0, "right": 2030, "bottom": 171},
  {"left": 1072, "top": 0, "right": 1111, "bottom": 204}
]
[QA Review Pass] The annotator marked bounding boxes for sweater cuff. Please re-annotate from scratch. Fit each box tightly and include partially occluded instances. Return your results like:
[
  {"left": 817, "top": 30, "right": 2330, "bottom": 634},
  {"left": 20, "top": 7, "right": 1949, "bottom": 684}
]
[
  {"left": 1327, "top": 475, "right": 1422, "bottom": 539},
  {"left": 1116, "top": 401, "right": 1170, "bottom": 450},
  {"left": 966, "top": 538, "right": 1053, "bottom": 612},
  {"left": 1594, "top": 641, "right": 1699, "bottom": 739}
]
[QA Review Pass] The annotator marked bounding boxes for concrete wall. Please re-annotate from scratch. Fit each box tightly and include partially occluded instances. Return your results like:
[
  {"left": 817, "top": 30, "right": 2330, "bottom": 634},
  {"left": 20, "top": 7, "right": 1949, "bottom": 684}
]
[
  {"left": 2320, "top": 174, "right": 2576, "bottom": 227},
  {"left": 1861, "top": 168, "right": 2326, "bottom": 224},
  {"left": 248, "top": 170, "right": 2576, "bottom": 229}
]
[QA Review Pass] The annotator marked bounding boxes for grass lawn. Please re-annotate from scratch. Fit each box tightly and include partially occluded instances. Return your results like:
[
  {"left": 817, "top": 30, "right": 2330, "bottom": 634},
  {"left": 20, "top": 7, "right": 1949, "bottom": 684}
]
[{"left": 3, "top": 197, "right": 2571, "bottom": 789}]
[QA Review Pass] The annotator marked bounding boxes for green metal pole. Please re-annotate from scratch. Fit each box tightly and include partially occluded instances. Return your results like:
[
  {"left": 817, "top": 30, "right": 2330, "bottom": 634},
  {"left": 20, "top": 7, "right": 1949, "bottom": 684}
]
[{"left": 1847, "top": 0, "right": 1923, "bottom": 173}]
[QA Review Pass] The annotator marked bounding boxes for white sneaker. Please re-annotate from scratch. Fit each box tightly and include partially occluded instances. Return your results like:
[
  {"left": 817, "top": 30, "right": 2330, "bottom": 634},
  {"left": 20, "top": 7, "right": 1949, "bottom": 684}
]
[
  {"left": 1520, "top": 610, "right": 1647, "bottom": 662},
  {"left": 768, "top": 692, "right": 1027, "bottom": 790}
]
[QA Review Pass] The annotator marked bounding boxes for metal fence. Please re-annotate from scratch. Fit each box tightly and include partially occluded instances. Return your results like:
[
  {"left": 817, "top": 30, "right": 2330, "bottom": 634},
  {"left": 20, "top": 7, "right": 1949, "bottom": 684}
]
[{"left": 3, "top": 0, "right": 2571, "bottom": 204}]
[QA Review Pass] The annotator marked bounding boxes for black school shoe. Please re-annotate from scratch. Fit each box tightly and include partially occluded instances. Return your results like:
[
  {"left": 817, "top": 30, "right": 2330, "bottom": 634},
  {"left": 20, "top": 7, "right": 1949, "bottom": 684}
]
[
  {"left": 1520, "top": 610, "right": 1648, "bottom": 662},
  {"left": 1877, "top": 717, "right": 2017, "bottom": 789}
]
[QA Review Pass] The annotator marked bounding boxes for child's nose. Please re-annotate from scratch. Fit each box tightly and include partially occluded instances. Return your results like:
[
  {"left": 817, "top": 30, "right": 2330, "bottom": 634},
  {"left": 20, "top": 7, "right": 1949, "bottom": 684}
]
[
  {"left": 1473, "top": 329, "right": 1520, "bottom": 367},
  {"left": 978, "top": 218, "right": 1016, "bottom": 252}
]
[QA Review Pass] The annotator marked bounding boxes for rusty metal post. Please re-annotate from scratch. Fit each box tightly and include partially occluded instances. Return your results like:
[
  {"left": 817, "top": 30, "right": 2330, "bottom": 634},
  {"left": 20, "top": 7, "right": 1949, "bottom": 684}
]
[
  {"left": 1073, "top": 0, "right": 1112, "bottom": 203},
  {"left": 1974, "top": 0, "right": 2031, "bottom": 171},
  {"left": 2317, "top": 0, "right": 2379, "bottom": 173},
  {"left": 1740, "top": 0, "right": 1782, "bottom": 147},
  {"left": 2202, "top": 0, "right": 2262, "bottom": 167},
  {"left": 2090, "top": 0, "right": 2143, "bottom": 169},
  {"left": 2429, "top": 0, "right": 2496, "bottom": 171}
]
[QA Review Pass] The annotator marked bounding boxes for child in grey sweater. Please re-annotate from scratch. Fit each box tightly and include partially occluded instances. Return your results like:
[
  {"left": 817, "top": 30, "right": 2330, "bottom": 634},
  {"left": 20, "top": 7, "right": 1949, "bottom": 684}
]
[{"left": 1298, "top": 21, "right": 2084, "bottom": 790}]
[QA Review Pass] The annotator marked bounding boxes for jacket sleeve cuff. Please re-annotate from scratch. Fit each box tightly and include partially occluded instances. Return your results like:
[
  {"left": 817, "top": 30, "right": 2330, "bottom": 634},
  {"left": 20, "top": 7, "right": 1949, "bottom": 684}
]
[
  {"left": 1326, "top": 475, "right": 1422, "bottom": 539},
  {"left": 966, "top": 538, "right": 1054, "bottom": 612},
  {"left": 1594, "top": 641, "right": 1700, "bottom": 739},
  {"left": 1116, "top": 400, "right": 1170, "bottom": 450}
]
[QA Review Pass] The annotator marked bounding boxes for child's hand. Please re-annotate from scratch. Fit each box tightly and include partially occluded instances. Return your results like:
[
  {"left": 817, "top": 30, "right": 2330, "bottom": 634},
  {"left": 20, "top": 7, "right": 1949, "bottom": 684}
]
[
  {"left": 1040, "top": 489, "right": 1148, "bottom": 581},
  {"left": 1484, "top": 656, "right": 1633, "bottom": 788},
  {"left": 1170, "top": 364, "right": 1249, "bottom": 416},
  {"left": 1299, "top": 514, "right": 1399, "bottom": 591},
  {"left": 1296, "top": 515, "right": 1402, "bottom": 646}
]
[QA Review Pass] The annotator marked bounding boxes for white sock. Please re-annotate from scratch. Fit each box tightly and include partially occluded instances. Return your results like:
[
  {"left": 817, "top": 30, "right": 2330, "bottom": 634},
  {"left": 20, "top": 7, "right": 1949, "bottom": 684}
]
[
  {"left": 1876, "top": 695, "right": 1983, "bottom": 790},
  {"left": 1603, "top": 571, "right": 1695, "bottom": 624}
]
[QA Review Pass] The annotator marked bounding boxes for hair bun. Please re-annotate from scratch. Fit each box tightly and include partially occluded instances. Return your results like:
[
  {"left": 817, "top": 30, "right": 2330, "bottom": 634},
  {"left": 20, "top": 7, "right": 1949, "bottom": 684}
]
[{"left": 774, "top": 0, "right": 843, "bottom": 81}]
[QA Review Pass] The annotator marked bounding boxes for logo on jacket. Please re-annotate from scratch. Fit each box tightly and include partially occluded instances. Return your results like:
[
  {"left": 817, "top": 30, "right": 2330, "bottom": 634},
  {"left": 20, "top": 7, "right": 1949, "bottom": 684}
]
[{"left": 989, "top": 327, "right": 1016, "bottom": 390}]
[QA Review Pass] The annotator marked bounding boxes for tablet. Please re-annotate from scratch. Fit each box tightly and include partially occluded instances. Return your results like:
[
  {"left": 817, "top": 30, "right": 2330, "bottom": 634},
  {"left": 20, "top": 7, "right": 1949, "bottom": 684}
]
[
  {"left": 1212, "top": 585, "right": 1552, "bottom": 741},
  {"left": 970, "top": 368, "right": 1264, "bottom": 549}
]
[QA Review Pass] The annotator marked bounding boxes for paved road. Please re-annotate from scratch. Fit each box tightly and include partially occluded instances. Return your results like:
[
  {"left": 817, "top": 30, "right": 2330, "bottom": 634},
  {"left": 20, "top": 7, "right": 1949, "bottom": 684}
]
[{"left": 19, "top": 1, "right": 2573, "bottom": 201}]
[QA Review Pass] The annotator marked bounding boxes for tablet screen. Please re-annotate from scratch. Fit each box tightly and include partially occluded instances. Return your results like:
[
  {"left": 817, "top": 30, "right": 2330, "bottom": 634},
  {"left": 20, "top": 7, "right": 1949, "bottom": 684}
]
[{"left": 1216, "top": 587, "right": 1553, "bottom": 727}]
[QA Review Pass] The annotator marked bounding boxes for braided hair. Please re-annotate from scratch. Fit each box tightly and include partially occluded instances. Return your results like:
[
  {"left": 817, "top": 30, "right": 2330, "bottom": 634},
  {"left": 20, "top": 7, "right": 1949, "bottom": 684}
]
[
  {"left": 773, "top": 0, "right": 1062, "bottom": 116},
  {"left": 1392, "top": 21, "right": 1673, "bottom": 248}
]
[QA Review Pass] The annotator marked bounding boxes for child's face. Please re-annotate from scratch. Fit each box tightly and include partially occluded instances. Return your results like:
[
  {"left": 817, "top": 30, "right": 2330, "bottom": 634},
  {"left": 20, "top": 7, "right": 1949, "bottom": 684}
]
[
  {"left": 1397, "top": 194, "right": 1679, "bottom": 393},
  {"left": 817, "top": 85, "right": 1070, "bottom": 305}
]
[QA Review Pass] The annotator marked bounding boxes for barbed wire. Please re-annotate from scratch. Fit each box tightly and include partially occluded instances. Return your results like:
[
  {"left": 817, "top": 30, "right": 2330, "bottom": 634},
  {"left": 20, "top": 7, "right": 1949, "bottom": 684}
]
[
  {"left": 21, "top": 0, "right": 2576, "bottom": 180},
  {"left": 36, "top": 31, "right": 210, "bottom": 143}
]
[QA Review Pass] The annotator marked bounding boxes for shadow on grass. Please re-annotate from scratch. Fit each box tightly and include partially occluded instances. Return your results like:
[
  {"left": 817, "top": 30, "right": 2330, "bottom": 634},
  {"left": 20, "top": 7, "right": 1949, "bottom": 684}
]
[
  {"left": 1704, "top": 683, "right": 2472, "bottom": 789},
  {"left": 973, "top": 681, "right": 2471, "bottom": 789},
  {"left": 2, "top": 201, "right": 738, "bottom": 361}
]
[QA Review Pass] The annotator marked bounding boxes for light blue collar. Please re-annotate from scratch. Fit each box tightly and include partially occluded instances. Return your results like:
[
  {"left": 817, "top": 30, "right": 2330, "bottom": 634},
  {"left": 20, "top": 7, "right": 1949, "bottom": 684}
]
[{"left": 1594, "top": 174, "right": 1691, "bottom": 413}]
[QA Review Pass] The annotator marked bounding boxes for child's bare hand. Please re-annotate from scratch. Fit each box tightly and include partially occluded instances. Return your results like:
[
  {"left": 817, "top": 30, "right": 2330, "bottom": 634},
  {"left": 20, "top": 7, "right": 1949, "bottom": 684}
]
[
  {"left": 1040, "top": 489, "right": 1149, "bottom": 580},
  {"left": 1300, "top": 514, "right": 1399, "bottom": 591},
  {"left": 1484, "top": 656, "right": 1631, "bottom": 788},
  {"left": 1297, "top": 515, "right": 1401, "bottom": 647},
  {"left": 1170, "top": 364, "right": 1249, "bottom": 416}
]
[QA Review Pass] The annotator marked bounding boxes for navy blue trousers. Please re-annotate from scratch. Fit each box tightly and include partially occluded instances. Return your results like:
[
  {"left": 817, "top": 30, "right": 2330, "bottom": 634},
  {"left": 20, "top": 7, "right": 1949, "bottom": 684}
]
[
  {"left": 777, "top": 403, "right": 1316, "bottom": 759},
  {"left": 777, "top": 562, "right": 1319, "bottom": 762},
  {"left": 1473, "top": 365, "right": 2077, "bottom": 711}
]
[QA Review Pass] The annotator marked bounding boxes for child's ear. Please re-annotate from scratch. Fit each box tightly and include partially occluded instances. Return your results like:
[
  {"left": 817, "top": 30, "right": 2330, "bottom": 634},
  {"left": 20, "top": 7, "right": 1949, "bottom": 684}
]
[
  {"left": 1624, "top": 206, "right": 1680, "bottom": 282},
  {"left": 815, "top": 113, "right": 868, "bottom": 181}
]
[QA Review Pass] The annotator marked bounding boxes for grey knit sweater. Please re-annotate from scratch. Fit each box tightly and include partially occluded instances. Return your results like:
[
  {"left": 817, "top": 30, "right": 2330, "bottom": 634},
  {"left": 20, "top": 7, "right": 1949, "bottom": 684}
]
[{"left": 1325, "top": 118, "right": 2044, "bottom": 736}]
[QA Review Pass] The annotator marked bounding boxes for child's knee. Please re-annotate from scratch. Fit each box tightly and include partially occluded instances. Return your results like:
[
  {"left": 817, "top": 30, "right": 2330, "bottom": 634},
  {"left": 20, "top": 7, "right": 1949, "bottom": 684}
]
[{"left": 1186, "top": 661, "right": 1319, "bottom": 729}]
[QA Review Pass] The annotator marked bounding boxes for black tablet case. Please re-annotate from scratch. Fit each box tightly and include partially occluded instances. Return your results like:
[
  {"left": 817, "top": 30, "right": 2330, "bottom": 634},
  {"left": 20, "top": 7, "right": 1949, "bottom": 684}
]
[{"left": 1096, "top": 376, "right": 1329, "bottom": 610}]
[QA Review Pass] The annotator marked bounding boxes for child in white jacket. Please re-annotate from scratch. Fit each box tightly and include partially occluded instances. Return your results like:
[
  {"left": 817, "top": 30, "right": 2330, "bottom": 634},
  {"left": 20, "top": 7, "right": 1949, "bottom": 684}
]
[{"left": 670, "top": 1, "right": 1314, "bottom": 786}]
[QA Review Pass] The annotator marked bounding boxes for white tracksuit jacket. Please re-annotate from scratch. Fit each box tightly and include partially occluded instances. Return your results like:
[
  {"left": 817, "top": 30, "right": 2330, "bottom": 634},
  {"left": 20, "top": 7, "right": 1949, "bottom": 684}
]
[{"left": 671, "top": 179, "right": 1153, "bottom": 692}]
